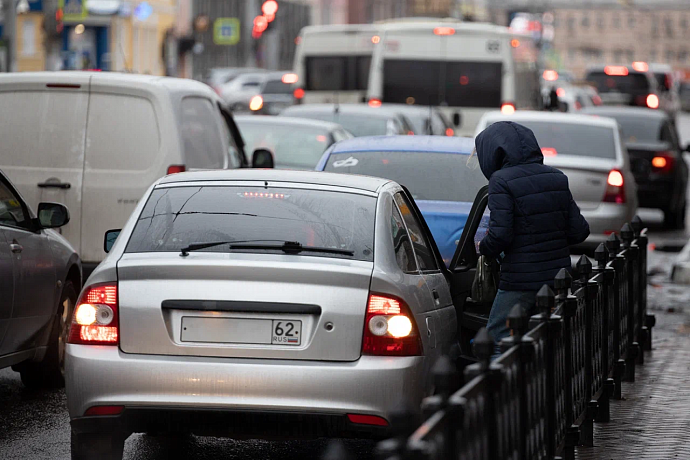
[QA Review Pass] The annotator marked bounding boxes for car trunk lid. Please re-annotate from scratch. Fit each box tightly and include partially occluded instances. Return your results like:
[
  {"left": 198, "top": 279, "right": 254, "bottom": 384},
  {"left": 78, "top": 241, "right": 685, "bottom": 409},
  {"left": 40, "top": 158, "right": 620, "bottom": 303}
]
[
  {"left": 117, "top": 252, "right": 373, "bottom": 361},
  {"left": 545, "top": 155, "right": 619, "bottom": 210}
]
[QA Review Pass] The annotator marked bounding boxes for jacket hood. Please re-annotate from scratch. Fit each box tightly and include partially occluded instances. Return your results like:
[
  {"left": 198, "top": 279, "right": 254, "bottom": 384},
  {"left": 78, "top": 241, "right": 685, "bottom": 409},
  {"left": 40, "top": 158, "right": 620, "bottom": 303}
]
[{"left": 475, "top": 121, "right": 543, "bottom": 180}]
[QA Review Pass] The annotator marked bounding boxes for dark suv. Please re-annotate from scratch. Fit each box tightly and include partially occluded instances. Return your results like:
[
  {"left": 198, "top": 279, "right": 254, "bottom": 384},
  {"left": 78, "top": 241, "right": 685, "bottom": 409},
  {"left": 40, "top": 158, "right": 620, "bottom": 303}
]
[{"left": 585, "top": 65, "right": 660, "bottom": 109}]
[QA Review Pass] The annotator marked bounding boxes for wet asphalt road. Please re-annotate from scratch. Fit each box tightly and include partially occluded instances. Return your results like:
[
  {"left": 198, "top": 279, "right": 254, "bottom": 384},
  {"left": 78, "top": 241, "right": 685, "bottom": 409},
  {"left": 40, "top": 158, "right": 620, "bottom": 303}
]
[{"left": 2, "top": 115, "right": 690, "bottom": 460}]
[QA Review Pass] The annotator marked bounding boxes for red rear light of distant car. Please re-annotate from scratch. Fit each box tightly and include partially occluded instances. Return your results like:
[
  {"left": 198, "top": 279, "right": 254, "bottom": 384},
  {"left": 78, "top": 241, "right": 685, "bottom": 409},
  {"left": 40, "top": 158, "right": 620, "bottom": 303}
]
[
  {"left": 433, "top": 27, "right": 455, "bottom": 36},
  {"left": 651, "top": 152, "right": 675, "bottom": 173},
  {"left": 167, "top": 165, "right": 186, "bottom": 175},
  {"left": 347, "top": 414, "right": 389, "bottom": 426},
  {"left": 368, "top": 98, "right": 382, "bottom": 108},
  {"left": 249, "top": 95, "right": 264, "bottom": 111},
  {"left": 541, "top": 147, "right": 557, "bottom": 157},
  {"left": 501, "top": 102, "right": 516, "bottom": 115},
  {"left": 632, "top": 61, "right": 649, "bottom": 72},
  {"left": 603, "top": 170, "right": 626, "bottom": 204},
  {"left": 646, "top": 94, "right": 659, "bottom": 109},
  {"left": 68, "top": 283, "right": 119, "bottom": 345},
  {"left": 605, "top": 66, "right": 629, "bottom": 76},
  {"left": 84, "top": 405, "right": 124, "bottom": 416},
  {"left": 445, "top": 128, "right": 454, "bottom": 137},
  {"left": 293, "top": 88, "right": 305, "bottom": 99},
  {"left": 362, "top": 294, "right": 422, "bottom": 356}
]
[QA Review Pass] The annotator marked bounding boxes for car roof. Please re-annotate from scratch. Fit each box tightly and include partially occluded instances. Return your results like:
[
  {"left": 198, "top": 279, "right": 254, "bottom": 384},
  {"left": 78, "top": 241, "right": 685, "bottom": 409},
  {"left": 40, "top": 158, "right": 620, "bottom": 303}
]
[
  {"left": 480, "top": 111, "right": 619, "bottom": 129},
  {"left": 282, "top": 104, "right": 399, "bottom": 119},
  {"left": 234, "top": 115, "right": 344, "bottom": 131},
  {"left": 157, "top": 169, "right": 391, "bottom": 193},
  {"left": 330, "top": 135, "right": 475, "bottom": 154},
  {"left": 580, "top": 106, "right": 668, "bottom": 121},
  {"left": 381, "top": 103, "right": 440, "bottom": 115}
]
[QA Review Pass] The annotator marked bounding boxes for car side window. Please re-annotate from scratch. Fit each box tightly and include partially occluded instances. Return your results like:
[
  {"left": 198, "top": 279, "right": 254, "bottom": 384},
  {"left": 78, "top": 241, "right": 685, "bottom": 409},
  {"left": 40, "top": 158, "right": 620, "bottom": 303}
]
[
  {"left": 390, "top": 201, "right": 417, "bottom": 273},
  {"left": 220, "top": 117, "right": 243, "bottom": 169},
  {"left": 0, "top": 180, "right": 29, "bottom": 229},
  {"left": 394, "top": 193, "right": 438, "bottom": 271}
]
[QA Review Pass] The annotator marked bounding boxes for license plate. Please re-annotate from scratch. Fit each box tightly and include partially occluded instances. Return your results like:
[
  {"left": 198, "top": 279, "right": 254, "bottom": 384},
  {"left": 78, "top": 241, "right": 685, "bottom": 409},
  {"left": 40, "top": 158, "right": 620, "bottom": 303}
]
[
  {"left": 180, "top": 317, "right": 301, "bottom": 346},
  {"left": 271, "top": 320, "right": 301, "bottom": 346}
]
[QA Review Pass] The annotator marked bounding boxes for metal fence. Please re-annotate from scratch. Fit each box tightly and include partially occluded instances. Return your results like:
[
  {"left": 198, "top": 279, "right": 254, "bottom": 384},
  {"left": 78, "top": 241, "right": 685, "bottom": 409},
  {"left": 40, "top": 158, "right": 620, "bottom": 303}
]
[{"left": 368, "top": 216, "right": 654, "bottom": 460}]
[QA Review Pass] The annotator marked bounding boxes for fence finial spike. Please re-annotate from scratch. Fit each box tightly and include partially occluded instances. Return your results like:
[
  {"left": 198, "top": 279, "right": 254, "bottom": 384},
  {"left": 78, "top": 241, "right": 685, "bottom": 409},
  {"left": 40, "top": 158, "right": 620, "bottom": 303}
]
[
  {"left": 536, "top": 284, "right": 555, "bottom": 314},
  {"left": 472, "top": 327, "right": 494, "bottom": 363},
  {"left": 322, "top": 440, "right": 353, "bottom": 460},
  {"left": 620, "top": 222, "right": 634, "bottom": 244},
  {"left": 507, "top": 303, "right": 529, "bottom": 336},
  {"left": 631, "top": 215, "right": 643, "bottom": 236},
  {"left": 575, "top": 254, "right": 592, "bottom": 279},
  {"left": 606, "top": 232, "right": 621, "bottom": 254},
  {"left": 594, "top": 243, "right": 608, "bottom": 267},
  {"left": 554, "top": 267, "right": 572, "bottom": 290}
]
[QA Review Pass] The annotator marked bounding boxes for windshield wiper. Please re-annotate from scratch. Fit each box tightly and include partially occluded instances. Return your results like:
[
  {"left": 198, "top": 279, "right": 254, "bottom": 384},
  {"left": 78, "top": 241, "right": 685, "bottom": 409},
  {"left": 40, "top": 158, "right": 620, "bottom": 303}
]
[{"left": 180, "top": 240, "right": 354, "bottom": 257}]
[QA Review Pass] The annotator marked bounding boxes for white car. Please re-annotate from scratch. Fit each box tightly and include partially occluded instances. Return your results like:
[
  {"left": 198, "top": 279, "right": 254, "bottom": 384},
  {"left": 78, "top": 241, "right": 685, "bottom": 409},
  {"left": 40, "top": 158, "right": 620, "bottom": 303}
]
[
  {"left": 0, "top": 72, "right": 251, "bottom": 276},
  {"left": 476, "top": 111, "right": 638, "bottom": 247}
]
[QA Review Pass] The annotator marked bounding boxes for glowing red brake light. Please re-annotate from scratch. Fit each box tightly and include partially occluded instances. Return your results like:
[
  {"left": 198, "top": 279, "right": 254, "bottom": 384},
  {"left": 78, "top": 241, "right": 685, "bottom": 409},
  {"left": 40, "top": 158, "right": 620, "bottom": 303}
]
[
  {"left": 605, "top": 66, "right": 629, "bottom": 76},
  {"left": 445, "top": 128, "right": 454, "bottom": 137},
  {"left": 68, "top": 283, "right": 119, "bottom": 345},
  {"left": 281, "top": 73, "right": 298, "bottom": 84},
  {"left": 651, "top": 152, "right": 675, "bottom": 173},
  {"left": 434, "top": 27, "right": 455, "bottom": 36},
  {"left": 167, "top": 165, "right": 186, "bottom": 175},
  {"left": 646, "top": 94, "right": 659, "bottom": 109},
  {"left": 543, "top": 70, "right": 559, "bottom": 81},
  {"left": 632, "top": 61, "right": 648, "bottom": 72},
  {"left": 501, "top": 102, "right": 516, "bottom": 115},
  {"left": 368, "top": 98, "right": 382, "bottom": 108},
  {"left": 362, "top": 294, "right": 421, "bottom": 356},
  {"left": 541, "top": 147, "right": 557, "bottom": 157},
  {"left": 556, "top": 87, "right": 565, "bottom": 97},
  {"left": 604, "top": 170, "right": 626, "bottom": 204},
  {"left": 293, "top": 88, "right": 305, "bottom": 99}
]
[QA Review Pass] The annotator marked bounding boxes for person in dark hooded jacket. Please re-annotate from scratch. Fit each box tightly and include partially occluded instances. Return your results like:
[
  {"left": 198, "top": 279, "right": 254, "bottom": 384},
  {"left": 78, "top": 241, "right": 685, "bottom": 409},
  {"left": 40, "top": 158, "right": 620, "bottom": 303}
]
[{"left": 475, "top": 121, "right": 589, "bottom": 352}]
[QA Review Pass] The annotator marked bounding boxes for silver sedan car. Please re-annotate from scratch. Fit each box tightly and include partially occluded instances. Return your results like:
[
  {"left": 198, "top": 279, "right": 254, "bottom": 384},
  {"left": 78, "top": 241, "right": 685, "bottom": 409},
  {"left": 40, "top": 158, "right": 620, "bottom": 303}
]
[
  {"left": 476, "top": 111, "right": 638, "bottom": 248},
  {"left": 66, "top": 169, "right": 461, "bottom": 458}
]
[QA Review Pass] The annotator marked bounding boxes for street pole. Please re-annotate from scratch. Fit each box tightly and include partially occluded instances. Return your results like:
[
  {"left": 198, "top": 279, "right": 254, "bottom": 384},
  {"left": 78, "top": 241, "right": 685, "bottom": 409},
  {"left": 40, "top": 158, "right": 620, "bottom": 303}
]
[{"left": 2, "top": 0, "right": 17, "bottom": 71}]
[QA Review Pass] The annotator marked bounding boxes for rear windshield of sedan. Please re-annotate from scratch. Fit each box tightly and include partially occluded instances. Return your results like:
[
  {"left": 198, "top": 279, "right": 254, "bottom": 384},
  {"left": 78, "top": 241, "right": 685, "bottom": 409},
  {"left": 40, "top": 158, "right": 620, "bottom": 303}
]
[
  {"left": 324, "top": 151, "right": 487, "bottom": 202},
  {"left": 236, "top": 120, "right": 332, "bottom": 169},
  {"left": 489, "top": 121, "right": 617, "bottom": 159},
  {"left": 586, "top": 72, "right": 650, "bottom": 94},
  {"left": 593, "top": 114, "right": 663, "bottom": 143},
  {"left": 285, "top": 111, "right": 388, "bottom": 137},
  {"left": 125, "top": 186, "right": 375, "bottom": 261}
]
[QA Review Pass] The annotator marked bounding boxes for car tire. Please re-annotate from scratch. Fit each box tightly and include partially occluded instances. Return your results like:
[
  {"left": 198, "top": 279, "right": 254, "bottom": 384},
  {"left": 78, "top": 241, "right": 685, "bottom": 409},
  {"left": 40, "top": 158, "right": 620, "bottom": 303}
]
[
  {"left": 19, "top": 281, "right": 77, "bottom": 389},
  {"left": 71, "top": 430, "right": 125, "bottom": 460}
]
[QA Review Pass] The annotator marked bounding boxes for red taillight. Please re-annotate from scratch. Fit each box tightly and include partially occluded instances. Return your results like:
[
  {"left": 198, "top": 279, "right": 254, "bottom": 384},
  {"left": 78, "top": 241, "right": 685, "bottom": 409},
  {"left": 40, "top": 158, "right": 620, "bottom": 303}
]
[
  {"left": 632, "top": 61, "right": 648, "bottom": 72},
  {"left": 368, "top": 98, "right": 382, "bottom": 108},
  {"left": 556, "top": 87, "right": 565, "bottom": 97},
  {"left": 167, "top": 165, "right": 186, "bottom": 175},
  {"left": 68, "top": 283, "right": 119, "bottom": 345},
  {"left": 407, "top": 131, "right": 414, "bottom": 136},
  {"left": 281, "top": 73, "right": 298, "bottom": 84},
  {"left": 445, "top": 128, "right": 454, "bottom": 137},
  {"left": 347, "top": 414, "right": 389, "bottom": 426},
  {"left": 646, "top": 94, "right": 659, "bottom": 109},
  {"left": 362, "top": 294, "right": 421, "bottom": 356},
  {"left": 543, "top": 70, "right": 558, "bottom": 81},
  {"left": 84, "top": 405, "right": 124, "bottom": 416},
  {"left": 541, "top": 147, "right": 557, "bottom": 157},
  {"left": 249, "top": 95, "right": 264, "bottom": 111},
  {"left": 433, "top": 27, "right": 455, "bottom": 36},
  {"left": 605, "top": 65, "right": 629, "bottom": 76},
  {"left": 575, "top": 100, "right": 582, "bottom": 110},
  {"left": 293, "top": 88, "right": 305, "bottom": 99},
  {"left": 604, "top": 170, "right": 626, "bottom": 204},
  {"left": 651, "top": 152, "right": 674, "bottom": 173},
  {"left": 501, "top": 102, "right": 516, "bottom": 115}
]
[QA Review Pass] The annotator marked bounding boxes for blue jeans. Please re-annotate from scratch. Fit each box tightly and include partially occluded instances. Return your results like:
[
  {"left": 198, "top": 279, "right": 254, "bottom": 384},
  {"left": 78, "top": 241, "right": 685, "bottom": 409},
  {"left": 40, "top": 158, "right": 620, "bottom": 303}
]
[{"left": 486, "top": 289, "right": 538, "bottom": 358}]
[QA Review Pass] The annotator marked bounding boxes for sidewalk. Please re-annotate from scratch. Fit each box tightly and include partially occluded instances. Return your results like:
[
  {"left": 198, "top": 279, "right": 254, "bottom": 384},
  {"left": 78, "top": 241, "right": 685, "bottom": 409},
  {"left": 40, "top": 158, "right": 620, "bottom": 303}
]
[{"left": 575, "top": 255, "right": 690, "bottom": 460}]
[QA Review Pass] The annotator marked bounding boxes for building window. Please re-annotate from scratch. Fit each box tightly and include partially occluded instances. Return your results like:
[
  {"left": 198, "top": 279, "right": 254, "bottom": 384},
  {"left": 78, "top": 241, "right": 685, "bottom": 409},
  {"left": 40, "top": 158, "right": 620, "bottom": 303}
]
[
  {"left": 613, "top": 14, "right": 621, "bottom": 28},
  {"left": 596, "top": 16, "right": 605, "bottom": 30},
  {"left": 567, "top": 16, "right": 575, "bottom": 32},
  {"left": 665, "top": 17, "right": 674, "bottom": 38},
  {"left": 582, "top": 14, "right": 590, "bottom": 28},
  {"left": 681, "top": 17, "right": 688, "bottom": 32},
  {"left": 628, "top": 14, "right": 636, "bottom": 28}
]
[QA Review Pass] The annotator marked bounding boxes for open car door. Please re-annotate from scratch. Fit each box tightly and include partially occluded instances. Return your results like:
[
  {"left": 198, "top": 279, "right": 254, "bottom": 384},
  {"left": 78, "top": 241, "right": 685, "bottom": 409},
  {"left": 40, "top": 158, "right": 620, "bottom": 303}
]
[{"left": 447, "top": 185, "right": 491, "bottom": 357}]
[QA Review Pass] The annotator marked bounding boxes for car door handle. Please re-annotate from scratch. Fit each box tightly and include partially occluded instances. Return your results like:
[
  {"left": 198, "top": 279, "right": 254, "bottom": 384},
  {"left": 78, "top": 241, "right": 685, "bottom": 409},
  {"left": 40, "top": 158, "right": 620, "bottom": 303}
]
[
  {"left": 37, "top": 181, "right": 71, "bottom": 189},
  {"left": 432, "top": 289, "right": 440, "bottom": 305},
  {"left": 10, "top": 243, "right": 23, "bottom": 253}
]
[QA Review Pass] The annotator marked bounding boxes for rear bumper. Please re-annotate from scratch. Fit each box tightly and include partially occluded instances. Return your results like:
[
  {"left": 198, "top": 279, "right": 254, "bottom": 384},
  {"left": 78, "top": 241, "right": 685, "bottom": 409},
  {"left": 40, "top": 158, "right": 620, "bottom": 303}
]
[
  {"left": 65, "top": 345, "right": 425, "bottom": 437},
  {"left": 578, "top": 203, "right": 635, "bottom": 248},
  {"left": 635, "top": 179, "right": 675, "bottom": 210}
]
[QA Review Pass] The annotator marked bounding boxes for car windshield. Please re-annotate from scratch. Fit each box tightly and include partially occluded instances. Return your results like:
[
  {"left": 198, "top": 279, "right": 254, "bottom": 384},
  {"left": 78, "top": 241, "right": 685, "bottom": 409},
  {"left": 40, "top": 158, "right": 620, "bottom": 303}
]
[
  {"left": 324, "top": 151, "right": 487, "bottom": 202},
  {"left": 125, "top": 186, "right": 376, "bottom": 261},
  {"left": 236, "top": 119, "right": 332, "bottom": 169},
  {"left": 263, "top": 79, "right": 292, "bottom": 94},
  {"left": 284, "top": 110, "right": 389, "bottom": 136},
  {"left": 592, "top": 113, "right": 663, "bottom": 143},
  {"left": 487, "top": 120, "right": 617, "bottom": 159},
  {"left": 586, "top": 72, "right": 650, "bottom": 95}
]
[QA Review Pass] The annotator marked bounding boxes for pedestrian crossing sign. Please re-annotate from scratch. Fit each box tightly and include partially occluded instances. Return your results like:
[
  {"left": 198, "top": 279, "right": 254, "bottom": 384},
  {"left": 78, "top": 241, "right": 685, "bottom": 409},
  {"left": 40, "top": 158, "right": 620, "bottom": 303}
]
[{"left": 214, "top": 18, "right": 240, "bottom": 46}]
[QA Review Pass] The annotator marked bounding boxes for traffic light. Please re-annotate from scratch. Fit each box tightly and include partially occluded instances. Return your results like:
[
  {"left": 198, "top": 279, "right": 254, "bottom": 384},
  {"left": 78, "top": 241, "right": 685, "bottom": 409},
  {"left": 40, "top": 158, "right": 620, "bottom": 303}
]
[{"left": 253, "top": 1, "right": 278, "bottom": 39}]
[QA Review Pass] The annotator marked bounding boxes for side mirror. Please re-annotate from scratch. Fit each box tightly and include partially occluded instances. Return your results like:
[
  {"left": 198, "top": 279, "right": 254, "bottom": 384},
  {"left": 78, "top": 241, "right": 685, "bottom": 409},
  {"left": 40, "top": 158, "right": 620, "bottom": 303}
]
[
  {"left": 452, "top": 112, "right": 461, "bottom": 127},
  {"left": 104, "top": 229, "right": 121, "bottom": 253},
  {"left": 37, "top": 202, "right": 70, "bottom": 228},
  {"left": 252, "top": 148, "right": 275, "bottom": 168}
]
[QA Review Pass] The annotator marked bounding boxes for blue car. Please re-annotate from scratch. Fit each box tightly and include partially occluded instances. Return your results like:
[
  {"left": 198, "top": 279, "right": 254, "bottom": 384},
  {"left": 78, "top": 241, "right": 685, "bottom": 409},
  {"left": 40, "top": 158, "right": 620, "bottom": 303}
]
[{"left": 316, "top": 136, "right": 488, "bottom": 266}]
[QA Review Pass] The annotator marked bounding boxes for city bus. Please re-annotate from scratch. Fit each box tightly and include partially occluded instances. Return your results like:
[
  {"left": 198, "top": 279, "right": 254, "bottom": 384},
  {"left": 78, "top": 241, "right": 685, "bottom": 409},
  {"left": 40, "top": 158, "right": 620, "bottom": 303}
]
[
  {"left": 292, "top": 24, "right": 380, "bottom": 104},
  {"left": 365, "top": 21, "right": 541, "bottom": 135}
]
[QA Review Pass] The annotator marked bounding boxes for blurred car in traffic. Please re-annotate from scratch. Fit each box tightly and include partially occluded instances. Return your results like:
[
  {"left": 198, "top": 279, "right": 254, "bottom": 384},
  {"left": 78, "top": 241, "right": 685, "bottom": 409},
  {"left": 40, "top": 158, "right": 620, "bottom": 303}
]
[
  {"left": 66, "top": 169, "right": 473, "bottom": 458},
  {"left": 206, "top": 67, "right": 265, "bottom": 95},
  {"left": 0, "top": 169, "right": 81, "bottom": 389},
  {"left": 477, "top": 111, "right": 638, "bottom": 247},
  {"left": 280, "top": 103, "right": 415, "bottom": 136},
  {"left": 680, "top": 81, "right": 690, "bottom": 112},
  {"left": 649, "top": 63, "right": 681, "bottom": 120},
  {"left": 235, "top": 115, "right": 353, "bottom": 169},
  {"left": 542, "top": 84, "right": 595, "bottom": 112},
  {"left": 585, "top": 64, "right": 661, "bottom": 111},
  {"left": 582, "top": 106, "right": 689, "bottom": 228},
  {"left": 0, "top": 72, "right": 251, "bottom": 276},
  {"left": 382, "top": 104, "right": 457, "bottom": 136},
  {"left": 316, "top": 136, "right": 487, "bottom": 265},
  {"left": 220, "top": 70, "right": 295, "bottom": 113}
]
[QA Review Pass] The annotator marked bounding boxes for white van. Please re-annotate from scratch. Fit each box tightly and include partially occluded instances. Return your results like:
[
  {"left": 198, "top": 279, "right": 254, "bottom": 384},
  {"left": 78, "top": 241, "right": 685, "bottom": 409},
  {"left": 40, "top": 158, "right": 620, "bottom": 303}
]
[
  {"left": 365, "top": 21, "right": 541, "bottom": 136},
  {"left": 0, "top": 72, "right": 256, "bottom": 275},
  {"left": 293, "top": 24, "right": 379, "bottom": 104}
]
